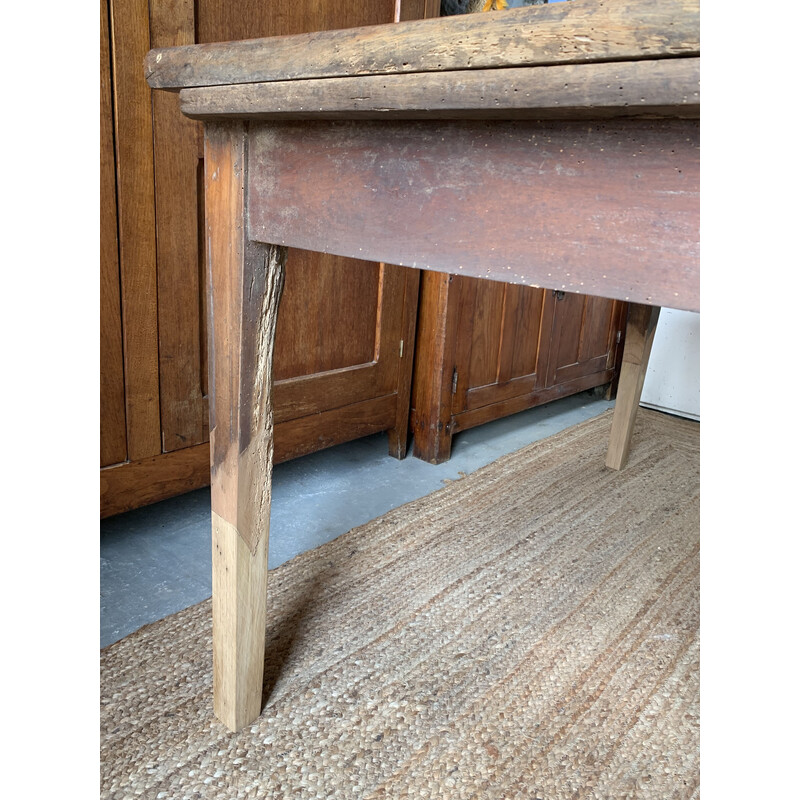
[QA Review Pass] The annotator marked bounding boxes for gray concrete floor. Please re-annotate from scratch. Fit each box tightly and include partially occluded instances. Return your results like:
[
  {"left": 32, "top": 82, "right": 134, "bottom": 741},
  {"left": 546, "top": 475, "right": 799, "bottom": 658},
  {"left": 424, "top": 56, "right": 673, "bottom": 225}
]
[{"left": 100, "top": 392, "right": 613, "bottom": 648}]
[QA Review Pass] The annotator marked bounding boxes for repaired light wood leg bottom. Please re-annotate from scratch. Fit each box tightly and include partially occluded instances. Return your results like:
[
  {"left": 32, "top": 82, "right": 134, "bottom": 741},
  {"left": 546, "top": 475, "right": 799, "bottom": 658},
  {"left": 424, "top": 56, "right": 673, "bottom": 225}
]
[
  {"left": 206, "top": 122, "right": 287, "bottom": 731},
  {"left": 605, "top": 303, "right": 661, "bottom": 471},
  {"left": 212, "top": 513, "right": 270, "bottom": 730}
]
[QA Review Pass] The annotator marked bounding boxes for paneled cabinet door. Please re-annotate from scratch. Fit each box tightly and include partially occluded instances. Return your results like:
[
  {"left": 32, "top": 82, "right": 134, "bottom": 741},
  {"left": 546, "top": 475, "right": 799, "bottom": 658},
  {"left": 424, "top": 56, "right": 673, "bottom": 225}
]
[
  {"left": 410, "top": 273, "right": 626, "bottom": 464},
  {"left": 543, "top": 291, "right": 625, "bottom": 389},
  {"left": 272, "top": 256, "right": 419, "bottom": 464}
]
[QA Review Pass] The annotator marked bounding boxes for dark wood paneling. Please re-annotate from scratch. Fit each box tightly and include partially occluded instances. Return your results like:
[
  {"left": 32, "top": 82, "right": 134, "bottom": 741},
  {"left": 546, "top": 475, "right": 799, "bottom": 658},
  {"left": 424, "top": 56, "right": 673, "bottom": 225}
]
[
  {"left": 101, "top": 444, "right": 211, "bottom": 518},
  {"left": 545, "top": 295, "right": 622, "bottom": 387},
  {"left": 100, "top": 0, "right": 127, "bottom": 467},
  {"left": 274, "top": 395, "right": 398, "bottom": 464},
  {"left": 503, "top": 285, "right": 545, "bottom": 381},
  {"left": 100, "top": 392, "right": 401, "bottom": 519},
  {"left": 151, "top": 0, "right": 207, "bottom": 453},
  {"left": 195, "top": 0, "right": 396, "bottom": 43},
  {"left": 389, "top": 266, "right": 422, "bottom": 458},
  {"left": 453, "top": 370, "right": 618, "bottom": 435},
  {"left": 467, "top": 280, "right": 506, "bottom": 390},
  {"left": 410, "top": 272, "right": 461, "bottom": 464},
  {"left": 274, "top": 252, "right": 379, "bottom": 381},
  {"left": 109, "top": 0, "right": 162, "bottom": 460},
  {"left": 398, "top": 0, "right": 441, "bottom": 22},
  {"left": 411, "top": 274, "right": 625, "bottom": 463}
]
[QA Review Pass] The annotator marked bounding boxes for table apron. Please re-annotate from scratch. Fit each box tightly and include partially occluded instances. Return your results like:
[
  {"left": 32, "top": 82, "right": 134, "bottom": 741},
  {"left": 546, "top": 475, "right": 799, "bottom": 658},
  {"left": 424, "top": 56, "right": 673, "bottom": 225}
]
[{"left": 246, "top": 118, "right": 699, "bottom": 311}]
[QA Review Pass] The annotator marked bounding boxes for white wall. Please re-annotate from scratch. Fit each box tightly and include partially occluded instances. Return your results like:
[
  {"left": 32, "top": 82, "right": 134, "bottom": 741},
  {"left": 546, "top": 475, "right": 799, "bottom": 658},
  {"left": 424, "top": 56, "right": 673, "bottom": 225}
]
[{"left": 640, "top": 308, "right": 700, "bottom": 420}]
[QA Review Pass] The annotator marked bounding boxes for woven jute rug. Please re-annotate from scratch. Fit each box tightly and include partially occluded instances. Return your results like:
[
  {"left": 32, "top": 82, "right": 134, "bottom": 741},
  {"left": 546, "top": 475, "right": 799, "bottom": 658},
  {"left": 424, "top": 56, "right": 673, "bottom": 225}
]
[{"left": 100, "top": 409, "right": 699, "bottom": 800}]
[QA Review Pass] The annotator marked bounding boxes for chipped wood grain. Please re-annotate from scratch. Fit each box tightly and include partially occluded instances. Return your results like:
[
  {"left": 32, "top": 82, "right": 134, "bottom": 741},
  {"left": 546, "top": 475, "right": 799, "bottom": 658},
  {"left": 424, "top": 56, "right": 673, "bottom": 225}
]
[
  {"left": 179, "top": 58, "right": 699, "bottom": 121},
  {"left": 145, "top": 0, "right": 699, "bottom": 90}
]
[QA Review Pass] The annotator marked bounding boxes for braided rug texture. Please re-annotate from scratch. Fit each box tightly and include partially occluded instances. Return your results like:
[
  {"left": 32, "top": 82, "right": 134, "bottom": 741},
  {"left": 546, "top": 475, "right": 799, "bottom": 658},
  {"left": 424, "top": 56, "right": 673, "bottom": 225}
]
[{"left": 100, "top": 409, "right": 700, "bottom": 800}]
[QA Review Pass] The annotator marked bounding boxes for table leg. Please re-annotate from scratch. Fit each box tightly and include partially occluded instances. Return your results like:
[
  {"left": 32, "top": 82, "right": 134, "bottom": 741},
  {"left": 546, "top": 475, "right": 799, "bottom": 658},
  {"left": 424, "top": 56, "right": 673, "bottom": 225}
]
[
  {"left": 605, "top": 303, "right": 660, "bottom": 471},
  {"left": 205, "top": 123, "right": 286, "bottom": 731}
]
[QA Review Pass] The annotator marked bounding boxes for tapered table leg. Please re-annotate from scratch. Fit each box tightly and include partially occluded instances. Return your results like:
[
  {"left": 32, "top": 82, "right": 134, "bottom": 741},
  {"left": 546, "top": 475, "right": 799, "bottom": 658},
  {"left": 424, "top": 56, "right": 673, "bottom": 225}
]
[
  {"left": 605, "top": 303, "right": 660, "bottom": 471},
  {"left": 205, "top": 122, "right": 286, "bottom": 731}
]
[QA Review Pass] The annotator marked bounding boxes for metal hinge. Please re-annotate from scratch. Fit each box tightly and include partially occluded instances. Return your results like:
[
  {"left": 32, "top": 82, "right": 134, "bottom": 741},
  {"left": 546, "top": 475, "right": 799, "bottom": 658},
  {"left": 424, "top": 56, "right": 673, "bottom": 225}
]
[
  {"left": 616, "top": 330, "right": 622, "bottom": 343},
  {"left": 399, "top": 338, "right": 404, "bottom": 358},
  {"left": 451, "top": 368, "right": 459, "bottom": 394}
]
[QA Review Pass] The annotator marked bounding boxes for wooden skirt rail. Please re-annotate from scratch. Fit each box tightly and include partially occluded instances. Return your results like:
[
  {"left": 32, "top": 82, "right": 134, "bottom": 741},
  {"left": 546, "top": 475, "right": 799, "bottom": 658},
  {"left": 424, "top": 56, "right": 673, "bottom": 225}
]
[
  {"left": 143, "top": 0, "right": 700, "bottom": 732},
  {"left": 246, "top": 117, "right": 698, "bottom": 311}
]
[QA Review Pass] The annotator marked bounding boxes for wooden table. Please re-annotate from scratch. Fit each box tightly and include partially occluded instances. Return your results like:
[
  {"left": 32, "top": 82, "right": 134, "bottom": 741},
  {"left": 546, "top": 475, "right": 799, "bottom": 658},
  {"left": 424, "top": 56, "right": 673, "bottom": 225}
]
[{"left": 145, "top": 0, "right": 699, "bottom": 732}]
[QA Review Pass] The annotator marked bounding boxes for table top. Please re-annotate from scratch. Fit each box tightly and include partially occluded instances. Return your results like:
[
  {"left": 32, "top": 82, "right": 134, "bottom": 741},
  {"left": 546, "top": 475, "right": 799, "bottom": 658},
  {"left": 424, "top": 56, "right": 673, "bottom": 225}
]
[
  {"left": 145, "top": 0, "right": 699, "bottom": 121},
  {"left": 144, "top": 0, "right": 700, "bottom": 312}
]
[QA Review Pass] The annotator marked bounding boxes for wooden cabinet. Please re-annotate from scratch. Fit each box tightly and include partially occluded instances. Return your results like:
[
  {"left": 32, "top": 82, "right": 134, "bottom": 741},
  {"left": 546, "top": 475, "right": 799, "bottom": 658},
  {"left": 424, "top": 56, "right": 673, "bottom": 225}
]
[
  {"left": 410, "top": 272, "right": 627, "bottom": 463},
  {"left": 100, "top": 0, "right": 437, "bottom": 517}
]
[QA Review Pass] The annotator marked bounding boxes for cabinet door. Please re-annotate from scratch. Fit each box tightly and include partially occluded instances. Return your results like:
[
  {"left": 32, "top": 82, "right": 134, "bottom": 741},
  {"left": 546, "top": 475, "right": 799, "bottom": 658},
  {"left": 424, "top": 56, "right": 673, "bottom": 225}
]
[
  {"left": 543, "top": 293, "right": 625, "bottom": 388},
  {"left": 410, "top": 273, "right": 625, "bottom": 465},
  {"left": 451, "top": 278, "right": 550, "bottom": 417},
  {"left": 272, "top": 255, "right": 418, "bottom": 463},
  {"left": 411, "top": 272, "right": 553, "bottom": 464},
  {"left": 147, "top": 0, "right": 410, "bottom": 456}
]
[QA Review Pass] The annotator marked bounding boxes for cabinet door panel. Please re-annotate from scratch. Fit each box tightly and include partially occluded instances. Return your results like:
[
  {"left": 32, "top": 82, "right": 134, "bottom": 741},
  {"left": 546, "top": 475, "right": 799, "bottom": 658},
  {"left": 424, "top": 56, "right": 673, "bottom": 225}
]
[
  {"left": 499, "top": 284, "right": 546, "bottom": 383},
  {"left": 410, "top": 273, "right": 623, "bottom": 466},
  {"left": 151, "top": 0, "right": 206, "bottom": 453},
  {"left": 274, "top": 262, "right": 407, "bottom": 423},
  {"left": 454, "top": 277, "right": 549, "bottom": 414},
  {"left": 546, "top": 295, "right": 620, "bottom": 387},
  {"left": 466, "top": 279, "right": 507, "bottom": 390},
  {"left": 274, "top": 252, "right": 379, "bottom": 381},
  {"left": 149, "top": 0, "right": 406, "bottom": 454},
  {"left": 110, "top": 0, "right": 162, "bottom": 461}
]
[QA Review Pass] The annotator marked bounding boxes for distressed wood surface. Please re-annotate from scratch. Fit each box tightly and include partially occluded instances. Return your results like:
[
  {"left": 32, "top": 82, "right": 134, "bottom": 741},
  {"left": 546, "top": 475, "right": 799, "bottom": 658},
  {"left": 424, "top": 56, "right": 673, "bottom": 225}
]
[
  {"left": 179, "top": 58, "right": 699, "bottom": 121},
  {"left": 247, "top": 118, "right": 699, "bottom": 312},
  {"left": 206, "top": 122, "right": 286, "bottom": 730},
  {"left": 145, "top": 0, "right": 699, "bottom": 90},
  {"left": 206, "top": 123, "right": 285, "bottom": 556}
]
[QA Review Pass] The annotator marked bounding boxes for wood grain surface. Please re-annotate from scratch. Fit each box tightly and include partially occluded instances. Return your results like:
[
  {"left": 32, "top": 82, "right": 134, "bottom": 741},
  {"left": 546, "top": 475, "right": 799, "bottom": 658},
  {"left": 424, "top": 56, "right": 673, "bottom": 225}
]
[
  {"left": 247, "top": 118, "right": 699, "bottom": 311},
  {"left": 146, "top": 0, "right": 699, "bottom": 90},
  {"left": 151, "top": 0, "right": 207, "bottom": 453},
  {"left": 179, "top": 58, "right": 699, "bottom": 121},
  {"left": 111, "top": 0, "right": 162, "bottom": 460},
  {"left": 101, "top": 0, "right": 127, "bottom": 467}
]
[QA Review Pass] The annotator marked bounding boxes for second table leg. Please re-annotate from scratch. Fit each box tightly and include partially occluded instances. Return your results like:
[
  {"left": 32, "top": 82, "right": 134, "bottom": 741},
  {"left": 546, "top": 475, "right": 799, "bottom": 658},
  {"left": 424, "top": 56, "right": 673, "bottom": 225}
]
[{"left": 605, "top": 303, "right": 661, "bottom": 471}]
